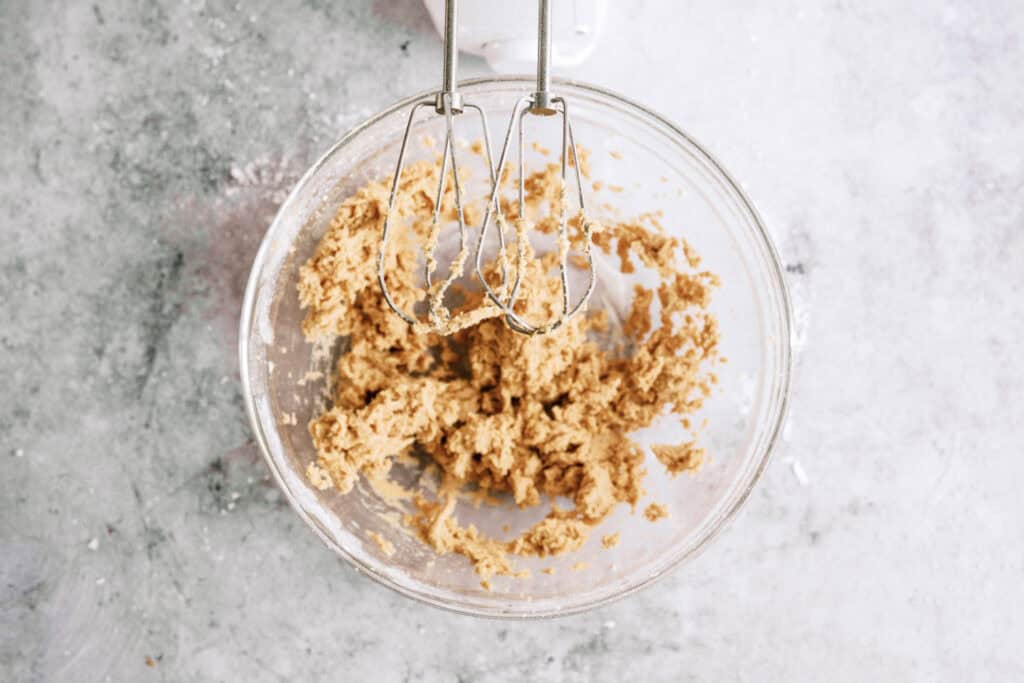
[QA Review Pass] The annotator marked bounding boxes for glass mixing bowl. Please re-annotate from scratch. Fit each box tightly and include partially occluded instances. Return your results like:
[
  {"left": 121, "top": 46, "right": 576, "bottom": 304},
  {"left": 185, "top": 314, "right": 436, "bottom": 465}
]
[{"left": 239, "top": 77, "right": 792, "bottom": 618}]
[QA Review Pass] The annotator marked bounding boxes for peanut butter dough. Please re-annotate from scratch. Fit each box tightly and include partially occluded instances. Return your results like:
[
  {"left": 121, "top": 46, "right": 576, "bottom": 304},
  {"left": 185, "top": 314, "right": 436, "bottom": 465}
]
[
  {"left": 297, "top": 152, "right": 720, "bottom": 580},
  {"left": 643, "top": 503, "right": 669, "bottom": 522},
  {"left": 365, "top": 531, "right": 395, "bottom": 557},
  {"left": 651, "top": 442, "right": 706, "bottom": 476}
]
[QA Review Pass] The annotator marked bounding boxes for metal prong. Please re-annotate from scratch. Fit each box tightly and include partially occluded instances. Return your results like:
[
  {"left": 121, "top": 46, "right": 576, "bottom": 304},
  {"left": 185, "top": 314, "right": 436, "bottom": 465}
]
[
  {"left": 562, "top": 98, "right": 596, "bottom": 318},
  {"left": 474, "top": 95, "right": 531, "bottom": 311},
  {"left": 427, "top": 94, "right": 470, "bottom": 328},
  {"left": 424, "top": 125, "right": 452, "bottom": 287},
  {"left": 378, "top": 99, "right": 436, "bottom": 327}
]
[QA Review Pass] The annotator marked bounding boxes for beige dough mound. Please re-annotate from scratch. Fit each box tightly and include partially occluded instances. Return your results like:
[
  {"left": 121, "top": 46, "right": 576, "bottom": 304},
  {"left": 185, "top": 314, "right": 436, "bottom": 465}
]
[{"left": 297, "top": 153, "right": 720, "bottom": 580}]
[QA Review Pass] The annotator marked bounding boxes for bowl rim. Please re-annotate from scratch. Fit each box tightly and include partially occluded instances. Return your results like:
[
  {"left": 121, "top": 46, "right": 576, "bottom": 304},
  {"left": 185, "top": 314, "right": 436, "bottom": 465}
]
[{"left": 239, "top": 75, "right": 793, "bottom": 619}]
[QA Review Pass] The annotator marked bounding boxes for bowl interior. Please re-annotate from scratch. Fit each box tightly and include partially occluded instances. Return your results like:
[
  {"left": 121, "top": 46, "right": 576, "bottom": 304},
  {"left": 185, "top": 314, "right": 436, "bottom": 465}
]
[{"left": 241, "top": 78, "right": 791, "bottom": 617}]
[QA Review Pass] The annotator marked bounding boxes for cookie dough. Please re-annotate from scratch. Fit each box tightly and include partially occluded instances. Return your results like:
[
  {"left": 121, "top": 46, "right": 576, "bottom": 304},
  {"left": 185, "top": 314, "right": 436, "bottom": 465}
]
[
  {"left": 643, "top": 503, "right": 669, "bottom": 522},
  {"left": 651, "top": 442, "right": 706, "bottom": 476},
  {"left": 365, "top": 531, "right": 395, "bottom": 557},
  {"left": 297, "top": 153, "right": 720, "bottom": 579}
]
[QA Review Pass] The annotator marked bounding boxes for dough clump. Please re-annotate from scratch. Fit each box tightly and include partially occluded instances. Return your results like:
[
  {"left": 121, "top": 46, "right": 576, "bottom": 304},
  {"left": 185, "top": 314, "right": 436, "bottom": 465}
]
[{"left": 297, "top": 155, "right": 720, "bottom": 579}]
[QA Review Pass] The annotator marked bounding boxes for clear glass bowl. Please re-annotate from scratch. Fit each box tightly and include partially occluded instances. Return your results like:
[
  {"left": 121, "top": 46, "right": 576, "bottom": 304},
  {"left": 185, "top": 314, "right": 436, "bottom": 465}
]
[{"left": 239, "top": 77, "right": 792, "bottom": 618}]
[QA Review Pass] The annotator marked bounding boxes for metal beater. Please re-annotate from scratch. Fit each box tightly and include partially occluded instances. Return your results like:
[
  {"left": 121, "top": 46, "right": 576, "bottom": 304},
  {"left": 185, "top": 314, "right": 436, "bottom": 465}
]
[
  {"left": 377, "top": 0, "right": 596, "bottom": 336},
  {"left": 376, "top": 0, "right": 496, "bottom": 333},
  {"left": 474, "top": 0, "right": 596, "bottom": 335}
]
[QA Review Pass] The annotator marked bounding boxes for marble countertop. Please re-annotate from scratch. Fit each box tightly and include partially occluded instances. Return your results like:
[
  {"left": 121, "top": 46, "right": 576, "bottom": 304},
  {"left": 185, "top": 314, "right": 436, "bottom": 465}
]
[{"left": 3, "top": 0, "right": 1022, "bottom": 680}]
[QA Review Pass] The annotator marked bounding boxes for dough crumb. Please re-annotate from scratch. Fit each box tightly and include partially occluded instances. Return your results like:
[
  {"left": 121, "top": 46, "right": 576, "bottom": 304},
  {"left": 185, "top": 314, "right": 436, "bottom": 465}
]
[
  {"left": 572, "top": 562, "right": 589, "bottom": 572},
  {"left": 542, "top": 567, "right": 556, "bottom": 575},
  {"left": 297, "top": 370, "right": 323, "bottom": 386},
  {"left": 601, "top": 533, "right": 620, "bottom": 549},
  {"left": 366, "top": 531, "right": 395, "bottom": 556},
  {"left": 405, "top": 495, "right": 518, "bottom": 580},
  {"left": 682, "top": 239, "right": 702, "bottom": 269},
  {"left": 651, "top": 442, "right": 705, "bottom": 476},
  {"left": 509, "top": 513, "right": 590, "bottom": 558},
  {"left": 306, "top": 462, "right": 332, "bottom": 491},
  {"left": 643, "top": 503, "right": 669, "bottom": 522}
]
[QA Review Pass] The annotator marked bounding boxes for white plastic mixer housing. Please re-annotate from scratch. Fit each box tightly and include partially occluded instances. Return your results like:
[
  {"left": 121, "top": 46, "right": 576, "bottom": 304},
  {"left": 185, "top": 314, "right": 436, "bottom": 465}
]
[{"left": 422, "top": 0, "right": 607, "bottom": 72}]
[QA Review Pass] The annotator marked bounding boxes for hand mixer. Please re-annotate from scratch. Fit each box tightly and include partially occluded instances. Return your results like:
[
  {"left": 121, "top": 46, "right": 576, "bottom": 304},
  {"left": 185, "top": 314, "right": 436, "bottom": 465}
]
[{"left": 376, "top": 0, "right": 596, "bottom": 336}]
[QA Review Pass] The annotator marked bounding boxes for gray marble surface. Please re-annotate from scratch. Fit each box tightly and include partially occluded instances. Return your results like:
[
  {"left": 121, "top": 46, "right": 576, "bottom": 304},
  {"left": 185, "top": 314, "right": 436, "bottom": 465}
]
[{"left": 2, "top": 0, "right": 1023, "bottom": 680}]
